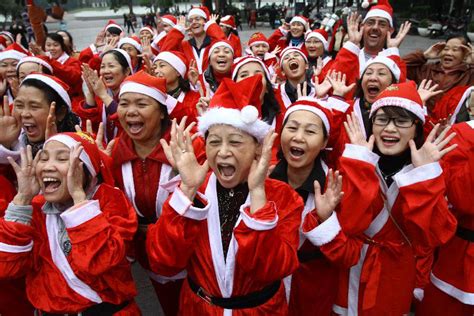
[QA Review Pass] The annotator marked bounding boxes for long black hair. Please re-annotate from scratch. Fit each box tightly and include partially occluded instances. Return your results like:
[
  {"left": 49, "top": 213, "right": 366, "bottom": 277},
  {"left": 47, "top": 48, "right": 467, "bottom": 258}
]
[
  {"left": 56, "top": 30, "right": 75, "bottom": 55},
  {"left": 262, "top": 80, "right": 281, "bottom": 124}
]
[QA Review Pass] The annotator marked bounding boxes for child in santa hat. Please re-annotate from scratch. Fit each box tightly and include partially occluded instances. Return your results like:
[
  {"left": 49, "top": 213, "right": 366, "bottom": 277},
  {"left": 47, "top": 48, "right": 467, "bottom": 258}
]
[
  {"left": 147, "top": 74, "right": 303, "bottom": 314},
  {"left": 219, "top": 15, "right": 242, "bottom": 57},
  {"left": 109, "top": 70, "right": 205, "bottom": 316},
  {"left": 303, "top": 81, "right": 457, "bottom": 315},
  {"left": 268, "top": 15, "right": 310, "bottom": 55},
  {"left": 245, "top": 32, "right": 279, "bottom": 77},
  {"left": 0, "top": 131, "right": 139, "bottom": 315}
]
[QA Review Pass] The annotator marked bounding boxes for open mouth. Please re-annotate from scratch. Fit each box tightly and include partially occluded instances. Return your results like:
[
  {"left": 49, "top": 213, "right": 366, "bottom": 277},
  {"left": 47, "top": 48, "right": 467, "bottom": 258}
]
[
  {"left": 368, "top": 32, "right": 380, "bottom": 40},
  {"left": 289, "top": 60, "right": 300, "bottom": 71},
  {"left": 216, "top": 59, "right": 228, "bottom": 67},
  {"left": 217, "top": 163, "right": 236, "bottom": 178},
  {"left": 103, "top": 75, "right": 114, "bottom": 84},
  {"left": 290, "top": 146, "right": 305, "bottom": 158},
  {"left": 443, "top": 56, "right": 453, "bottom": 63},
  {"left": 127, "top": 121, "right": 144, "bottom": 135},
  {"left": 367, "top": 85, "right": 380, "bottom": 97},
  {"left": 43, "top": 177, "right": 61, "bottom": 194},
  {"left": 381, "top": 136, "right": 400, "bottom": 147},
  {"left": 23, "top": 123, "right": 38, "bottom": 136}
]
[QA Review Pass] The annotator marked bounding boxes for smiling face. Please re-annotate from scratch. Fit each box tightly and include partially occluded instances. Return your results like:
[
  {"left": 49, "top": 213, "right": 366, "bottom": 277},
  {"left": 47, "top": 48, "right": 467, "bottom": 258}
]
[
  {"left": 234, "top": 62, "right": 268, "bottom": 102},
  {"left": 45, "top": 37, "right": 64, "bottom": 59},
  {"left": 118, "top": 92, "right": 164, "bottom": 143},
  {"left": 250, "top": 43, "right": 269, "bottom": 59},
  {"left": 209, "top": 46, "right": 234, "bottom": 74},
  {"left": 105, "top": 31, "right": 120, "bottom": 44},
  {"left": 206, "top": 124, "right": 260, "bottom": 189},
  {"left": 305, "top": 38, "right": 324, "bottom": 58},
  {"left": 120, "top": 43, "right": 139, "bottom": 68},
  {"left": 0, "top": 58, "right": 19, "bottom": 83},
  {"left": 153, "top": 59, "right": 180, "bottom": 91},
  {"left": 440, "top": 38, "right": 467, "bottom": 69},
  {"left": 13, "top": 85, "right": 50, "bottom": 143},
  {"left": 188, "top": 15, "right": 206, "bottom": 36},
  {"left": 362, "top": 17, "right": 392, "bottom": 54},
  {"left": 361, "top": 63, "right": 394, "bottom": 103},
  {"left": 290, "top": 21, "right": 305, "bottom": 38},
  {"left": 100, "top": 53, "right": 130, "bottom": 90},
  {"left": 140, "top": 29, "right": 154, "bottom": 41},
  {"left": 372, "top": 108, "right": 417, "bottom": 156},
  {"left": 281, "top": 51, "right": 307, "bottom": 81},
  {"left": 281, "top": 110, "right": 327, "bottom": 171}
]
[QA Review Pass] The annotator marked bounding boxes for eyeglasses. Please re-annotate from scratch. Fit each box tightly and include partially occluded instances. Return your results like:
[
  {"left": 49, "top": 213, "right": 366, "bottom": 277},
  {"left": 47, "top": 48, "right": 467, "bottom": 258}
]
[{"left": 371, "top": 115, "right": 418, "bottom": 128}]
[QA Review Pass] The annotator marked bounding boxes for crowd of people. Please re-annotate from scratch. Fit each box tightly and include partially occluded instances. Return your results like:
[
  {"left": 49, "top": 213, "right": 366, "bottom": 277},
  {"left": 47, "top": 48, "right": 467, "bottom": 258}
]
[{"left": 0, "top": 0, "right": 473, "bottom": 315}]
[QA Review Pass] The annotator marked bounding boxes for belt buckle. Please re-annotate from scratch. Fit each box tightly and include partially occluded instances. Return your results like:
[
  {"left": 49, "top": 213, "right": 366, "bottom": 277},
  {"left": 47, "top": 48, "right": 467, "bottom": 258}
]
[{"left": 196, "top": 287, "right": 213, "bottom": 305}]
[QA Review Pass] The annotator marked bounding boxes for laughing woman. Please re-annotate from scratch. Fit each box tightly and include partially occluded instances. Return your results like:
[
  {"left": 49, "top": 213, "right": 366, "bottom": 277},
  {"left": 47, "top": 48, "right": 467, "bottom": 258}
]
[
  {"left": 268, "top": 16, "right": 309, "bottom": 53},
  {"left": 146, "top": 75, "right": 303, "bottom": 315},
  {"left": 0, "top": 132, "right": 139, "bottom": 315}
]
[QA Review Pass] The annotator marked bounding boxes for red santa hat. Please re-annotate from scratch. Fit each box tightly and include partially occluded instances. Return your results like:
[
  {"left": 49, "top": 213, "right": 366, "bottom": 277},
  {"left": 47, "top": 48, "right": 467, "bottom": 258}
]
[
  {"left": 139, "top": 25, "right": 156, "bottom": 36},
  {"left": 305, "top": 29, "right": 329, "bottom": 51},
  {"left": 248, "top": 32, "right": 269, "bottom": 48},
  {"left": 0, "top": 31, "right": 14, "bottom": 44},
  {"left": 220, "top": 15, "right": 236, "bottom": 29},
  {"left": 198, "top": 75, "right": 271, "bottom": 142},
  {"left": 119, "top": 70, "right": 168, "bottom": 106},
  {"left": 370, "top": 81, "right": 426, "bottom": 123},
  {"left": 231, "top": 56, "right": 271, "bottom": 81},
  {"left": 290, "top": 15, "right": 310, "bottom": 31},
  {"left": 153, "top": 50, "right": 188, "bottom": 78},
  {"left": 17, "top": 56, "right": 53, "bottom": 74},
  {"left": 188, "top": 6, "right": 210, "bottom": 20},
  {"left": 0, "top": 43, "right": 29, "bottom": 61},
  {"left": 105, "top": 19, "right": 123, "bottom": 33},
  {"left": 161, "top": 15, "right": 177, "bottom": 27},
  {"left": 45, "top": 132, "right": 114, "bottom": 185},
  {"left": 0, "top": 37, "right": 7, "bottom": 51},
  {"left": 118, "top": 36, "right": 143, "bottom": 53},
  {"left": 208, "top": 40, "right": 234, "bottom": 58},
  {"left": 284, "top": 97, "right": 333, "bottom": 135},
  {"left": 279, "top": 46, "right": 308, "bottom": 67},
  {"left": 362, "top": 0, "right": 393, "bottom": 27},
  {"left": 22, "top": 73, "right": 71, "bottom": 108},
  {"left": 361, "top": 55, "right": 401, "bottom": 82}
]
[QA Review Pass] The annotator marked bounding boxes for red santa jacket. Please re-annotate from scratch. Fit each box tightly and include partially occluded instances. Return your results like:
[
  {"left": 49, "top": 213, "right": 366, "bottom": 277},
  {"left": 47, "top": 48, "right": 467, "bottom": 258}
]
[
  {"left": 0, "top": 184, "right": 139, "bottom": 314},
  {"left": 268, "top": 27, "right": 308, "bottom": 56},
  {"left": 146, "top": 173, "right": 303, "bottom": 315},
  {"left": 302, "top": 144, "right": 457, "bottom": 315},
  {"left": 47, "top": 53, "right": 83, "bottom": 97},
  {"left": 166, "top": 90, "right": 200, "bottom": 123},
  {"left": 227, "top": 32, "right": 242, "bottom": 58}
]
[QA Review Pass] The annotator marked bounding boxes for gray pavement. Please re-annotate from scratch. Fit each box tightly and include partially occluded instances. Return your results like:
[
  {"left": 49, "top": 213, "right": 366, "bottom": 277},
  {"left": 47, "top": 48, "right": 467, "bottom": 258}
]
[{"left": 42, "top": 13, "right": 438, "bottom": 316}]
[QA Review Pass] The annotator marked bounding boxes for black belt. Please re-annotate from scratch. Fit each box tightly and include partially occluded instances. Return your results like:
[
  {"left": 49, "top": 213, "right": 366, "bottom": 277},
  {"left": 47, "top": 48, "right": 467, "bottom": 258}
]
[
  {"left": 456, "top": 225, "right": 474, "bottom": 242},
  {"left": 297, "top": 248, "right": 324, "bottom": 263},
  {"left": 187, "top": 277, "right": 280, "bottom": 309},
  {"left": 39, "top": 300, "right": 129, "bottom": 316}
]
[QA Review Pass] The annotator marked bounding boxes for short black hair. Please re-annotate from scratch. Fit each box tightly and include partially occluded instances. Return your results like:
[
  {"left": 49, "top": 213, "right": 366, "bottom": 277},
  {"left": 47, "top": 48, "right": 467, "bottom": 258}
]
[
  {"left": 102, "top": 50, "right": 131, "bottom": 74},
  {"left": 446, "top": 33, "right": 471, "bottom": 45},
  {"left": 45, "top": 32, "right": 68, "bottom": 54}
]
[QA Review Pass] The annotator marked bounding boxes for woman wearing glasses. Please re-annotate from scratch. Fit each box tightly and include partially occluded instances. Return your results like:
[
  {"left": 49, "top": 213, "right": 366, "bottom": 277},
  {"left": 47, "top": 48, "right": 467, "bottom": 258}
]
[{"left": 302, "top": 82, "right": 458, "bottom": 315}]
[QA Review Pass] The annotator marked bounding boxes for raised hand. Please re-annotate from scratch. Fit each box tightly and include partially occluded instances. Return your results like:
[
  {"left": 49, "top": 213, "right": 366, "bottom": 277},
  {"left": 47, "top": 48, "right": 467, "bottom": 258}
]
[
  {"left": 0, "top": 78, "right": 7, "bottom": 96},
  {"left": 103, "top": 36, "right": 119, "bottom": 53},
  {"left": 8, "top": 145, "right": 41, "bottom": 205},
  {"left": 141, "top": 53, "right": 154, "bottom": 75},
  {"left": 161, "top": 118, "right": 196, "bottom": 169},
  {"left": 248, "top": 130, "right": 277, "bottom": 213},
  {"left": 423, "top": 42, "right": 445, "bottom": 60},
  {"left": 313, "top": 74, "right": 332, "bottom": 98},
  {"left": 67, "top": 144, "right": 87, "bottom": 204},
  {"left": 29, "top": 41, "right": 45, "bottom": 56},
  {"left": 140, "top": 36, "right": 153, "bottom": 59},
  {"left": 75, "top": 120, "right": 115, "bottom": 156},
  {"left": 387, "top": 21, "right": 411, "bottom": 48},
  {"left": 188, "top": 59, "right": 199, "bottom": 86},
  {"left": 177, "top": 15, "right": 186, "bottom": 29},
  {"left": 410, "top": 124, "right": 457, "bottom": 168},
  {"left": 417, "top": 79, "right": 443, "bottom": 104},
  {"left": 270, "top": 45, "right": 281, "bottom": 56},
  {"left": 313, "top": 57, "right": 323, "bottom": 77},
  {"left": 347, "top": 12, "right": 363, "bottom": 46},
  {"left": 44, "top": 102, "right": 57, "bottom": 140},
  {"left": 160, "top": 117, "right": 209, "bottom": 200},
  {"left": 296, "top": 81, "right": 308, "bottom": 99},
  {"left": 313, "top": 169, "right": 344, "bottom": 222},
  {"left": 0, "top": 95, "right": 21, "bottom": 148},
  {"left": 343, "top": 112, "right": 375, "bottom": 150},
  {"left": 94, "top": 30, "right": 106, "bottom": 48},
  {"left": 461, "top": 43, "right": 473, "bottom": 64},
  {"left": 196, "top": 82, "right": 210, "bottom": 116},
  {"left": 327, "top": 70, "right": 356, "bottom": 97},
  {"left": 210, "top": 14, "right": 219, "bottom": 24}
]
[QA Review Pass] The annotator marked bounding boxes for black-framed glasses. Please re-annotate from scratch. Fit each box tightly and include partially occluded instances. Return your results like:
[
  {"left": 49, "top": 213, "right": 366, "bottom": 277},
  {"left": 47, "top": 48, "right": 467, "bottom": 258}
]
[{"left": 371, "top": 115, "right": 418, "bottom": 128}]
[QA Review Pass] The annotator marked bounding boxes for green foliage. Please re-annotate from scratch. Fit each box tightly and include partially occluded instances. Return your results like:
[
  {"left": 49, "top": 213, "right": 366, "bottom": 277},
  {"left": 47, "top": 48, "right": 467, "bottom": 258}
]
[{"left": 0, "top": 0, "right": 22, "bottom": 20}]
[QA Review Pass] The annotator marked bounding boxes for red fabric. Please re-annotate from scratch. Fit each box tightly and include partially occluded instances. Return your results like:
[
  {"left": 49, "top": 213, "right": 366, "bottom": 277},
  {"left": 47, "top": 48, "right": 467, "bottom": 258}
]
[
  {"left": 47, "top": 55, "right": 83, "bottom": 97},
  {"left": 146, "top": 175, "right": 303, "bottom": 315},
  {"left": 168, "top": 90, "right": 200, "bottom": 123},
  {"left": 267, "top": 28, "right": 308, "bottom": 57},
  {"left": 418, "top": 281, "right": 474, "bottom": 316},
  {"left": 78, "top": 46, "right": 94, "bottom": 64},
  {"left": 0, "top": 184, "right": 138, "bottom": 314},
  {"left": 227, "top": 33, "right": 242, "bottom": 58}
]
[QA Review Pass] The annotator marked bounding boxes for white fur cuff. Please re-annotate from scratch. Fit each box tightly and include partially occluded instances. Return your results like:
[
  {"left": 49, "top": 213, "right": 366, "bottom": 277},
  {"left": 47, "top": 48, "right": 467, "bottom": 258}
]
[
  {"left": 61, "top": 200, "right": 101, "bottom": 228},
  {"left": 304, "top": 212, "right": 341, "bottom": 246}
]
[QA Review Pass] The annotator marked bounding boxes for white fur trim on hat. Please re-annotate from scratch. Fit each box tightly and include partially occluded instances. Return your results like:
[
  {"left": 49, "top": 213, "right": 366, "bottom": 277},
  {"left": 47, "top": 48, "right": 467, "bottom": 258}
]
[
  {"left": 290, "top": 16, "right": 309, "bottom": 30},
  {"left": 362, "top": 56, "right": 400, "bottom": 82},
  {"left": 140, "top": 26, "right": 155, "bottom": 34},
  {"left": 198, "top": 107, "right": 271, "bottom": 142},
  {"left": 279, "top": 47, "right": 308, "bottom": 67},
  {"left": 232, "top": 57, "right": 271, "bottom": 81},
  {"left": 305, "top": 32, "right": 328, "bottom": 51},
  {"left": 249, "top": 41, "right": 269, "bottom": 48},
  {"left": 0, "top": 50, "right": 27, "bottom": 61},
  {"left": 153, "top": 51, "right": 187, "bottom": 77},
  {"left": 284, "top": 104, "right": 331, "bottom": 135},
  {"left": 119, "top": 81, "right": 168, "bottom": 105},
  {"left": 370, "top": 96, "right": 426, "bottom": 123},
  {"left": 23, "top": 74, "right": 71, "bottom": 108},
  {"left": 363, "top": 9, "right": 393, "bottom": 27},
  {"left": 209, "top": 41, "right": 234, "bottom": 58},
  {"left": 109, "top": 48, "right": 134, "bottom": 74},
  {"left": 45, "top": 134, "right": 96, "bottom": 177},
  {"left": 161, "top": 17, "right": 176, "bottom": 27},
  {"left": 118, "top": 38, "right": 143, "bottom": 53},
  {"left": 17, "top": 56, "right": 53, "bottom": 73},
  {"left": 188, "top": 8, "right": 207, "bottom": 20}
]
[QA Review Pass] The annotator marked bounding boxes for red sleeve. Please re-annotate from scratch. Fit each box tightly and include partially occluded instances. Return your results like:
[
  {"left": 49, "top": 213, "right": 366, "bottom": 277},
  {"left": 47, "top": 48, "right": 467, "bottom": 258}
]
[
  {"left": 48, "top": 57, "right": 82, "bottom": 89},
  {"left": 161, "top": 28, "right": 185, "bottom": 52},
  {"left": 268, "top": 28, "right": 285, "bottom": 51},
  {"left": 79, "top": 46, "right": 94, "bottom": 64},
  {"left": 205, "top": 21, "right": 226, "bottom": 41},
  {"left": 329, "top": 42, "right": 360, "bottom": 87}
]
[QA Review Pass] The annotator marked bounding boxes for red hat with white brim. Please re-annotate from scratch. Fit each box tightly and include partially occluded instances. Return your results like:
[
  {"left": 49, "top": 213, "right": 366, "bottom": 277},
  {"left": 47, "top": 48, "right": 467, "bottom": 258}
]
[
  {"left": 305, "top": 29, "right": 329, "bottom": 51},
  {"left": 231, "top": 56, "right": 271, "bottom": 81},
  {"left": 22, "top": 73, "right": 71, "bottom": 108},
  {"left": 17, "top": 56, "right": 53, "bottom": 74},
  {"left": 153, "top": 51, "right": 188, "bottom": 78},
  {"left": 119, "top": 70, "right": 168, "bottom": 107},
  {"left": 361, "top": 55, "right": 401, "bottom": 82},
  {"left": 284, "top": 96, "right": 333, "bottom": 135}
]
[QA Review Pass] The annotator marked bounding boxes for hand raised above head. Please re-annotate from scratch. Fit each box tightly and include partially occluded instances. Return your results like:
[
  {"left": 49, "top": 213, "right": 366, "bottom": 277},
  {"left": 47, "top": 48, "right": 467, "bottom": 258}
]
[
  {"left": 410, "top": 124, "right": 457, "bottom": 168},
  {"left": 343, "top": 112, "right": 374, "bottom": 151}
]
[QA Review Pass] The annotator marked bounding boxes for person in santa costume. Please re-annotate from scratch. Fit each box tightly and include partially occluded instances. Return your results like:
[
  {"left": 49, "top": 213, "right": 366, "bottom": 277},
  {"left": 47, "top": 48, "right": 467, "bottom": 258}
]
[
  {"left": 109, "top": 70, "right": 205, "bottom": 316},
  {"left": 245, "top": 32, "right": 279, "bottom": 77},
  {"left": 269, "top": 96, "right": 342, "bottom": 315},
  {"left": 146, "top": 75, "right": 303, "bottom": 315},
  {"left": 78, "top": 20, "right": 123, "bottom": 66},
  {"left": 152, "top": 50, "right": 199, "bottom": 123},
  {"left": 0, "top": 43, "right": 28, "bottom": 103},
  {"left": 16, "top": 55, "right": 53, "bottom": 82},
  {"left": 268, "top": 15, "right": 309, "bottom": 54},
  {"left": 138, "top": 25, "right": 155, "bottom": 42},
  {"left": 117, "top": 36, "right": 143, "bottom": 73},
  {"left": 304, "top": 29, "right": 334, "bottom": 80},
  {"left": 416, "top": 119, "right": 474, "bottom": 316},
  {"left": 76, "top": 49, "right": 132, "bottom": 141},
  {"left": 0, "top": 131, "right": 139, "bottom": 315},
  {"left": 219, "top": 15, "right": 242, "bottom": 58},
  {"left": 302, "top": 81, "right": 458, "bottom": 315}
]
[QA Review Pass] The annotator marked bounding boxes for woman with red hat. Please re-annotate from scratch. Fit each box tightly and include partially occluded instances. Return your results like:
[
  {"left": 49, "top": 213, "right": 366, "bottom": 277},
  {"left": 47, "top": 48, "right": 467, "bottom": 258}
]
[
  {"left": 268, "top": 16, "right": 309, "bottom": 54},
  {"left": 304, "top": 29, "right": 334, "bottom": 80},
  {"left": 118, "top": 36, "right": 144, "bottom": 73},
  {"left": 108, "top": 71, "right": 205, "bottom": 316},
  {"left": 303, "top": 82, "right": 457, "bottom": 315},
  {"left": 147, "top": 75, "right": 303, "bottom": 315},
  {"left": 219, "top": 15, "right": 242, "bottom": 57},
  {"left": 16, "top": 55, "right": 53, "bottom": 82},
  {"left": 0, "top": 43, "right": 28, "bottom": 103},
  {"left": 0, "top": 131, "right": 139, "bottom": 315},
  {"left": 78, "top": 20, "right": 123, "bottom": 66}
]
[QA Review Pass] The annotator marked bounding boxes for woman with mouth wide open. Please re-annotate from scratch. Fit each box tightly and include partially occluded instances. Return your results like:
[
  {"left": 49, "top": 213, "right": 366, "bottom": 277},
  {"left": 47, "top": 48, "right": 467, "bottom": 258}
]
[
  {"left": 302, "top": 82, "right": 457, "bottom": 315},
  {"left": 0, "top": 132, "right": 139, "bottom": 315},
  {"left": 146, "top": 75, "right": 303, "bottom": 315},
  {"left": 109, "top": 71, "right": 205, "bottom": 316}
]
